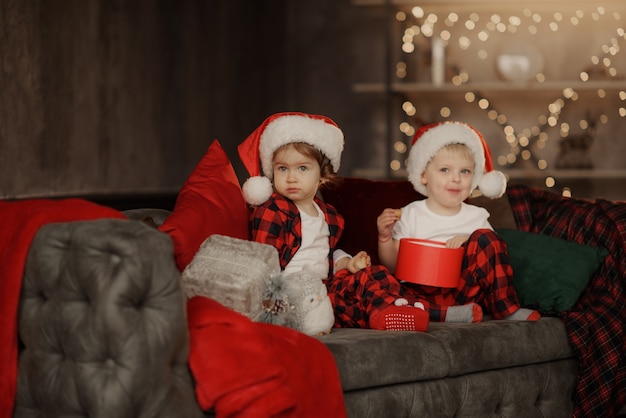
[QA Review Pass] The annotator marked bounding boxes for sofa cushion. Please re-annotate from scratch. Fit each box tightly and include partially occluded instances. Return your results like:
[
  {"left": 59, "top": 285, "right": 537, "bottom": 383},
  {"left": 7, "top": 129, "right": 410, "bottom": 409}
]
[
  {"left": 158, "top": 140, "right": 249, "bottom": 271},
  {"left": 469, "top": 193, "right": 517, "bottom": 230},
  {"left": 497, "top": 228, "right": 608, "bottom": 312},
  {"left": 320, "top": 177, "right": 517, "bottom": 265},
  {"left": 341, "top": 359, "right": 577, "bottom": 418},
  {"left": 319, "top": 318, "right": 575, "bottom": 392}
]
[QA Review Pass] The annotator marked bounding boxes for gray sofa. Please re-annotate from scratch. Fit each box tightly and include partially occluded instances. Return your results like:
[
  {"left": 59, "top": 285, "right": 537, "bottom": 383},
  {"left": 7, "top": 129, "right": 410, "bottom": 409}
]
[
  {"left": 13, "top": 182, "right": 626, "bottom": 417},
  {"left": 321, "top": 321, "right": 576, "bottom": 417}
]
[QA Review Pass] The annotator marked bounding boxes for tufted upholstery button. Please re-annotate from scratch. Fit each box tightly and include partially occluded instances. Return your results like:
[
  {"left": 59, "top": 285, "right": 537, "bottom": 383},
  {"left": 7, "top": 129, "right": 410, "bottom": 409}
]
[{"left": 109, "top": 253, "right": 121, "bottom": 265}]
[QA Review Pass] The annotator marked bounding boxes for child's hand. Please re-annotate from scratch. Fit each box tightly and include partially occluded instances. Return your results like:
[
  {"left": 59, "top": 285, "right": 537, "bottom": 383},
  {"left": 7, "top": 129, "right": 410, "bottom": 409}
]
[
  {"left": 348, "top": 251, "right": 371, "bottom": 272},
  {"left": 446, "top": 235, "right": 469, "bottom": 249},
  {"left": 377, "top": 208, "right": 402, "bottom": 242}
]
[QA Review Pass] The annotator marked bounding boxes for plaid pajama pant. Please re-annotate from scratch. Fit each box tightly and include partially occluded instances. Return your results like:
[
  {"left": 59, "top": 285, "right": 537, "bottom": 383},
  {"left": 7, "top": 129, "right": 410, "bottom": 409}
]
[
  {"left": 326, "top": 229, "right": 520, "bottom": 327},
  {"left": 400, "top": 228, "right": 520, "bottom": 321},
  {"left": 326, "top": 264, "right": 403, "bottom": 328}
]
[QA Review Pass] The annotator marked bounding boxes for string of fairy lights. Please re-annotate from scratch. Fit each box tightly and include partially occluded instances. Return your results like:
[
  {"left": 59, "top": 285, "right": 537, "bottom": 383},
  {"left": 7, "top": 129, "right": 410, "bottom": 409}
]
[{"left": 390, "top": 4, "right": 626, "bottom": 193}]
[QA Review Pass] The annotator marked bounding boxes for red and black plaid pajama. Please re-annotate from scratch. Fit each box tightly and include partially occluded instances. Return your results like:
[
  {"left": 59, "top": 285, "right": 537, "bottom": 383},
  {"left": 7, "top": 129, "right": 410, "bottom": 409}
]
[
  {"left": 399, "top": 228, "right": 521, "bottom": 321},
  {"left": 251, "top": 194, "right": 404, "bottom": 330},
  {"left": 326, "top": 264, "right": 404, "bottom": 328}
]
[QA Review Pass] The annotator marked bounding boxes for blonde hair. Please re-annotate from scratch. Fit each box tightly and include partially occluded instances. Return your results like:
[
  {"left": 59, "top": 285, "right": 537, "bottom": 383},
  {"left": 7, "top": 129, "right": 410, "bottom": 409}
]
[{"left": 434, "top": 143, "right": 475, "bottom": 165}]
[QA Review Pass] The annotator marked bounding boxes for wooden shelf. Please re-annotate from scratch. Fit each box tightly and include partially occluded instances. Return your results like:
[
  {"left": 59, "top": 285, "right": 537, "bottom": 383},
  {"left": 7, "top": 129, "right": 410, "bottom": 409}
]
[
  {"left": 350, "top": 0, "right": 626, "bottom": 193},
  {"left": 353, "top": 0, "right": 625, "bottom": 10},
  {"left": 351, "top": 168, "right": 626, "bottom": 180},
  {"left": 505, "top": 169, "right": 626, "bottom": 180},
  {"left": 353, "top": 80, "right": 626, "bottom": 94}
]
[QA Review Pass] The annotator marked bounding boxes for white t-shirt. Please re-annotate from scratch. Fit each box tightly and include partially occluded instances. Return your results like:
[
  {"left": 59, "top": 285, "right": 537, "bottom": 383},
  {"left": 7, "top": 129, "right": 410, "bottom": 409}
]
[
  {"left": 284, "top": 201, "right": 330, "bottom": 277},
  {"left": 283, "top": 201, "right": 351, "bottom": 278},
  {"left": 392, "top": 200, "right": 492, "bottom": 243}
]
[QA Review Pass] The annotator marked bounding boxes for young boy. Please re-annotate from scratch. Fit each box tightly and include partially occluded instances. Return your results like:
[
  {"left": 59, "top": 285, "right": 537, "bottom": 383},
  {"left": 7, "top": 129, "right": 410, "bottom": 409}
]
[
  {"left": 377, "top": 121, "right": 540, "bottom": 323},
  {"left": 238, "top": 111, "right": 429, "bottom": 331}
]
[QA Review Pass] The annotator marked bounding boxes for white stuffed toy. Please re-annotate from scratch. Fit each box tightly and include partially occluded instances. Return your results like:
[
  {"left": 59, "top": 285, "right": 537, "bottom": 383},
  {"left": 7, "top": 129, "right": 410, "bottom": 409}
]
[{"left": 255, "top": 271, "right": 335, "bottom": 336}]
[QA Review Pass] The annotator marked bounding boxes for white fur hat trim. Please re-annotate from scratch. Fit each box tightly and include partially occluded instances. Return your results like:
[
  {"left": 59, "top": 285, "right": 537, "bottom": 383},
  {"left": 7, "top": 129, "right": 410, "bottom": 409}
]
[
  {"left": 259, "top": 115, "right": 344, "bottom": 179},
  {"left": 407, "top": 121, "right": 506, "bottom": 198}
]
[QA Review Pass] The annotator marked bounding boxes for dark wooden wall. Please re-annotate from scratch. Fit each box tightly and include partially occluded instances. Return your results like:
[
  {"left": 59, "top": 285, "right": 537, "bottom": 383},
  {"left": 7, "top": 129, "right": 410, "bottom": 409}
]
[
  {"left": 0, "top": 0, "right": 294, "bottom": 198},
  {"left": 3, "top": 1, "right": 624, "bottom": 201}
]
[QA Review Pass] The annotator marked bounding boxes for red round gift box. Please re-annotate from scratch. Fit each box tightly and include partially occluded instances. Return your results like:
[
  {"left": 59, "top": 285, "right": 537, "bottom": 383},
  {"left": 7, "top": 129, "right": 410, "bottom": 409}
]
[{"left": 395, "top": 238, "right": 464, "bottom": 288}]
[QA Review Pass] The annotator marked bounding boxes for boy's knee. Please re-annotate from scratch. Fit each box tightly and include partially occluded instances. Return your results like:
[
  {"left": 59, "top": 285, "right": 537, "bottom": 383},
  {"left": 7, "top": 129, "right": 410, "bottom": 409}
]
[{"left": 471, "top": 228, "right": 499, "bottom": 244}]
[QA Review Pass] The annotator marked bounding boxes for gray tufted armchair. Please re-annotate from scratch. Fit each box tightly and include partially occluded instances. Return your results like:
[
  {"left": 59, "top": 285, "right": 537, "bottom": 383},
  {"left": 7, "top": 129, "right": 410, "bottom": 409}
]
[{"left": 14, "top": 218, "right": 204, "bottom": 417}]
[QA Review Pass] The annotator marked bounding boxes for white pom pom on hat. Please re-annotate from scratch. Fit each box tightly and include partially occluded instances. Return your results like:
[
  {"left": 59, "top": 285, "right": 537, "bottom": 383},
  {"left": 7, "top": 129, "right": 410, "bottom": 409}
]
[
  {"left": 407, "top": 121, "right": 507, "bottom": 198},
  {"left": 237, "top": 112, "right": 344, "bottom": 205},
  {"left": 241, "top": 176, "right": 274, "bottom": 207}
]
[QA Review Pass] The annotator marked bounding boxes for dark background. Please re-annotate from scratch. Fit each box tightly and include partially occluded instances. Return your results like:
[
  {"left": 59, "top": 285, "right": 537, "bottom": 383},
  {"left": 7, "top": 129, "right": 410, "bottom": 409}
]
[
  {"left": 0, "top": 0, "right": 388, "bottom": 202},
  {"left": 2, "top": 0, "right": 625, "bottom": 205}
]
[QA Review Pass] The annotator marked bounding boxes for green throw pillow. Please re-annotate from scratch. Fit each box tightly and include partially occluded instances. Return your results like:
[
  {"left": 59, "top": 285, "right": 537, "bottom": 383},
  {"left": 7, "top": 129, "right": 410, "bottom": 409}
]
[{"left": 496, "top": 228, "right": 608, "bottom": 312}]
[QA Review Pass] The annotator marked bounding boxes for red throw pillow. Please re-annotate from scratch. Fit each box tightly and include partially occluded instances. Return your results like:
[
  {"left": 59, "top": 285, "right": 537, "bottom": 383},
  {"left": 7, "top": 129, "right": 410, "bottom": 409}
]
[{"left": 159, "top": 140, "right": 248, "bottom": 271}]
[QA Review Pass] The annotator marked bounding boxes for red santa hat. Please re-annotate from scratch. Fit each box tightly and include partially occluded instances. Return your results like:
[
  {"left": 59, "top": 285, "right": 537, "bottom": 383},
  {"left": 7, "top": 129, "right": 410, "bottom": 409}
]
[
  {"left": 407, "top": 121, "right": 507, "bottom": 198},
  {"left": 237, "top": 112, "right": 344, "bottom": 205}
]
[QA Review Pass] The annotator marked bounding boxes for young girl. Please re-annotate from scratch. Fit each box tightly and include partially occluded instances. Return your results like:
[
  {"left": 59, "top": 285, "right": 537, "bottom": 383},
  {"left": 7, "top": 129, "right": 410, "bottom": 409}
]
[
  {"left": 377, "top": 121, "right": 540, "bottom": 323},
  {"left": 238, "top": 112, "right": 429, "bottom": 332}
]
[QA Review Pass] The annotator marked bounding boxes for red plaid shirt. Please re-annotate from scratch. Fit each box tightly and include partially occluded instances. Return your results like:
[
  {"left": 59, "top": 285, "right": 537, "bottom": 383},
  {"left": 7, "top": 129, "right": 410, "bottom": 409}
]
[{"left": 249, "top": 193, "right": 344, "bottom": 279}]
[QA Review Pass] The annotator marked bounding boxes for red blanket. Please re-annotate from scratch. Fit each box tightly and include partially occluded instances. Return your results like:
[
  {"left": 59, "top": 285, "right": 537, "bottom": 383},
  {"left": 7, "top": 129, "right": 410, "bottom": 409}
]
[
  {"left": 187, "top": 296, "right": 347, "bottom": 418},
  {"left": 1, "top": 198, "right": 346, "bottom": 418},
  {"left": 0, "top": 198, "right": 125, "bottom": 418}
]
